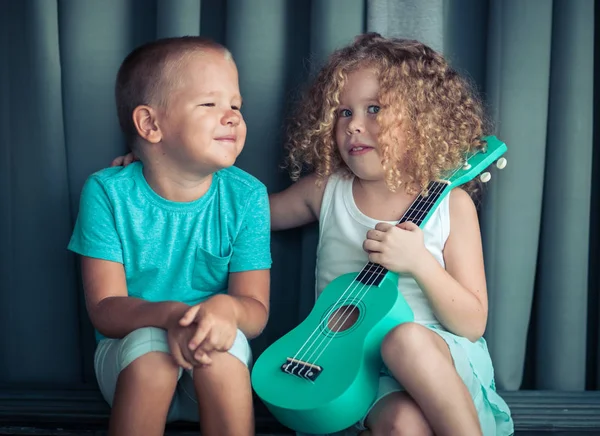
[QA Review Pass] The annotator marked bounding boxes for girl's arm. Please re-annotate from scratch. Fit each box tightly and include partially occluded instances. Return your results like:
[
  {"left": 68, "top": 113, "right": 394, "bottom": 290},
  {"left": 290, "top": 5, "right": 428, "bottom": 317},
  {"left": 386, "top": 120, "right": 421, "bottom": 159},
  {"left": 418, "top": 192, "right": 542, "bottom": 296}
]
[
  {"left": 411, "top": 188, "right": 488, "bottom": 341},
  {"left": 364, "top": 188, "right": 488, "bottom": 341},
  {"left": 269, "top": 173, "right": 327, "bottom": 231}
]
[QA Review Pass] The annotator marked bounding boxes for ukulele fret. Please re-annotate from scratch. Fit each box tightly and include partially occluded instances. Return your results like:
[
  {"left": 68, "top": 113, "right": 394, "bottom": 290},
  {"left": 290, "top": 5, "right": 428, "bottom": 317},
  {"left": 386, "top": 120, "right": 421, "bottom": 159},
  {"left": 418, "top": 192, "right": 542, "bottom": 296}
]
[{"left": 356, "top": 262, "right": 387, "bottom": 286}]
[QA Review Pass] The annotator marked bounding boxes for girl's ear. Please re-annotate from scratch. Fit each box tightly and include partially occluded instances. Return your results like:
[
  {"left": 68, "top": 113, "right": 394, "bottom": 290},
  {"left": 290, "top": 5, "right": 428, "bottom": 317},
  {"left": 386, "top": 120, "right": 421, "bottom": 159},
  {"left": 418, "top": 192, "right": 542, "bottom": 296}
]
[{"left": 132, "top": 105, "right": 162, "bottom": 144}]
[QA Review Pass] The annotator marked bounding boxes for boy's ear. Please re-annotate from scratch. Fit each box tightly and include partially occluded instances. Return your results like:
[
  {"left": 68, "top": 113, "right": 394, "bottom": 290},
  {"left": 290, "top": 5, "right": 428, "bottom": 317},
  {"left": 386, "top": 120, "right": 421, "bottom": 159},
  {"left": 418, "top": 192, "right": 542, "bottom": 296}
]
[{"left": 132, "top": 105, "right": 162, "bottom": 144}]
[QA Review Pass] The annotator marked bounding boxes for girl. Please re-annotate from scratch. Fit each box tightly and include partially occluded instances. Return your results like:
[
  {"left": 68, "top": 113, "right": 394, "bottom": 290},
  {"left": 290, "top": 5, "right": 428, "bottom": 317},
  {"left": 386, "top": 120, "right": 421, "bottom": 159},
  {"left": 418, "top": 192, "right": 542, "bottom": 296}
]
[
  {"left": 269, "top": 33, "right": 513, "bottom": 436},
  {"left": 112, "top": 33, "right": 514, "bottom": 436}
]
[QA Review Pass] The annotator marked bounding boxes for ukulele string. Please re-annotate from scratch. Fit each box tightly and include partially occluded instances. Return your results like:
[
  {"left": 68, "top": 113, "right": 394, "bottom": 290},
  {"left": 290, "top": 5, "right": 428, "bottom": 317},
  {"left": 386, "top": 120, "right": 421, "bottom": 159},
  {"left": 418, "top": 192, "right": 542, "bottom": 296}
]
[
  {"left": 289, "top": 180, "right": 446, "bottom": 376},
  {"left": 302, "top": 181, "right": 449, "bottom": 372},
  {"left": 289, "top": 150, "right": 474, "bottom": 377}
]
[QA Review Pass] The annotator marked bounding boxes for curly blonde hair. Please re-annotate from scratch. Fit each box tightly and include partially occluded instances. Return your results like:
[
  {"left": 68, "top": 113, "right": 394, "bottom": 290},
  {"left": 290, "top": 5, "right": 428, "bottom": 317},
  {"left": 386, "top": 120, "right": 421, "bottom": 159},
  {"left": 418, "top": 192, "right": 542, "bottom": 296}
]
[{"left": 285, "top": 32, "right": 490, "bottom": 196}]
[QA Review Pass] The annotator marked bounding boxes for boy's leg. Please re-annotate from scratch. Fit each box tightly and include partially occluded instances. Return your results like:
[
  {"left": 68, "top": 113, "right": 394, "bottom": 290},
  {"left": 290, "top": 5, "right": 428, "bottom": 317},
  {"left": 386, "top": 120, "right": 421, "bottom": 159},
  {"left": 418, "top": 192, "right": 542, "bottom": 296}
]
[
  {"left": 193, "top": 351, "right": 253, "bottom": 436},
  {"left": 181, "top": 329, "right": 253, "bottom": 436},
  {"left": 95, "top": 327, "right": 182, "bottom": 436},
  {"left": 109, "top": 351, "right": 180, "bottom": 436}
]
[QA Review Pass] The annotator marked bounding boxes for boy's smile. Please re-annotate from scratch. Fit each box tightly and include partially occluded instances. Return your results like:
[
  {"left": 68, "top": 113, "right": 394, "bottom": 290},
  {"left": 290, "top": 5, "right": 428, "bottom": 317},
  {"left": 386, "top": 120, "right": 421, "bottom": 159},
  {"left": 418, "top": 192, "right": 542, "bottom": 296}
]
[{"left": 155, "top": 49, "right": 246, "bottom": 177}]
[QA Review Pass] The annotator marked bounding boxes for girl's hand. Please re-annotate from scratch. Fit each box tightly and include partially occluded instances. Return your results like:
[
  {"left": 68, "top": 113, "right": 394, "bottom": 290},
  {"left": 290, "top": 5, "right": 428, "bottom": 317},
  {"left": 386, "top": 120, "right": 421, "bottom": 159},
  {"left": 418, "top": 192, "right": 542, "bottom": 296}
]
[
  {"left": 363, "top": 221, "right": 429, "bottom": 274},
  {"left": 111, "top": 152, "right": 138, "bottom": 167}
]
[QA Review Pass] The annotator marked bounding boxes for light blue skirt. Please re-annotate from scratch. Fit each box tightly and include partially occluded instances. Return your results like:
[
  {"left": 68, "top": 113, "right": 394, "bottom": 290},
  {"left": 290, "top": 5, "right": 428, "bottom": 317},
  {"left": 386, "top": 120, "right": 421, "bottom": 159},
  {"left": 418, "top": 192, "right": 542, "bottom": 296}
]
[{"left": 299, "top": 325, "right": 514, "bottom": 436}]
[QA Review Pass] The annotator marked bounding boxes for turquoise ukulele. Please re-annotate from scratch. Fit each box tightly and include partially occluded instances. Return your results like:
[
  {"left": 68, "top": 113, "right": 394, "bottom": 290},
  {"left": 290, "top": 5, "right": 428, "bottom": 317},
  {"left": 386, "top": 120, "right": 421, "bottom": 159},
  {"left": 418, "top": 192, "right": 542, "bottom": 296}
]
[{"left": 252, "top": 136, "right": 508, "bottom": 434}]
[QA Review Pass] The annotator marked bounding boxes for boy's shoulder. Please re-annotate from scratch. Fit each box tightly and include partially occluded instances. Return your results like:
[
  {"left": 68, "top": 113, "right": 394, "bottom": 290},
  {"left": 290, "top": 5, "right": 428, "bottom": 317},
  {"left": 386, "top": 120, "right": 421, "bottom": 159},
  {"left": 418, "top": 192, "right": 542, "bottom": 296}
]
[
  {"left": 88, "top": 163, "right": 138, "bottom": 185},
  {"left": 81, "top": 163, "right": 140, "bottom": 200},
  {"left": 216, "top": 166, "right": 266, "bottom": 193}
]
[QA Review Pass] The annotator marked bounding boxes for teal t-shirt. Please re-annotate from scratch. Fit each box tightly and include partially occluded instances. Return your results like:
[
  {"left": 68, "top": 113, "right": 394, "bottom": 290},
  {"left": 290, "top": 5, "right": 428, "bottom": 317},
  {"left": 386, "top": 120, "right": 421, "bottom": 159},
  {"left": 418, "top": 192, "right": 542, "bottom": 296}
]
[{"left": 68, "top": 162, "right": 272, "bottom": 340}]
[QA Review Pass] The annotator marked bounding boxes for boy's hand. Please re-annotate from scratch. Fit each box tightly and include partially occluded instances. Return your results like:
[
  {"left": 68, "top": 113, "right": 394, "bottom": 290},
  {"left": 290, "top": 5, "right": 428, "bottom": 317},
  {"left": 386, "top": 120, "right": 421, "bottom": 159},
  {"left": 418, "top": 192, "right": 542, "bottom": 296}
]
[
  {"left": 166, "top": 321, "right": 203, "bottom": 370},
  {"left": 179, "top": 294, "right": 238, "bottom": 366},
  {"left": 111, "top": 152, "right": 138, "bottom": 167},
  {"left": 166, "top": 309, "right": 204, "bottom": 370},
  {"left": 362, "top": 221, "right": 429, "bottom": 274}
]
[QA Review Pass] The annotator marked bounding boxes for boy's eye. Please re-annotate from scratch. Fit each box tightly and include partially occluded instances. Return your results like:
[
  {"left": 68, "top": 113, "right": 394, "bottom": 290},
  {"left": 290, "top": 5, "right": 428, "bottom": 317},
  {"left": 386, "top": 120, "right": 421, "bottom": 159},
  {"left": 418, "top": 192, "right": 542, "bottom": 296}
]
[
  {"left": 231, "top": 105, "right": 241, "bottom": 111},
  {"left": 339, "top": 109, "right": 352, "bottom": 117},
  {"left": 200, "top": 103, "right": 215, "bottom": 107},
  {"left": 367, "top": 105, "right": 380, "bottom": 114}
]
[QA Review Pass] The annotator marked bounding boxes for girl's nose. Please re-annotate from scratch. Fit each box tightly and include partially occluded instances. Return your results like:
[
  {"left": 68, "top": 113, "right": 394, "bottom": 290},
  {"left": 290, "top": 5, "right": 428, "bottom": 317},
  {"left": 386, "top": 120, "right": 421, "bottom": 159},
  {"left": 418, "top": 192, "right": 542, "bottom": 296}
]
[{"left": 347, "top": 116, "right": 364, "bottom": 134}]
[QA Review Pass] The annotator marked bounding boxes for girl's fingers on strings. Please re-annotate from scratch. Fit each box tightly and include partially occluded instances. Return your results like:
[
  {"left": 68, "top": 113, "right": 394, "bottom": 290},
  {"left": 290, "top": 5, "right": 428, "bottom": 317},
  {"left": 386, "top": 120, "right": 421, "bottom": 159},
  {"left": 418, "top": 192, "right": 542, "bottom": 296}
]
[
  {"left": 363, "top": 238, "right": 381, "bottom": 253},
  {"left": 366, "top": 229, "right": 385, "bottom": 241},
  {"left": 374, "top": 222, "right": 394, "bottom": 232},
  {"left": 397, "top": 221, "right": 419, "bottom": 231}
]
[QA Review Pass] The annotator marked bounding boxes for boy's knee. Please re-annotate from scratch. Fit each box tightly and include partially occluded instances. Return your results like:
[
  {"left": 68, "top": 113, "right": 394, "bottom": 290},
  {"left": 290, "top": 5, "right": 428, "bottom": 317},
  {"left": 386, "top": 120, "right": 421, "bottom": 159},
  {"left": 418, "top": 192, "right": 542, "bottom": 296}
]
[
  {"left": 122, "top": 350, "right": 180, "bottom": 392},
  {"left": 118, "top": 327, "right": 171, "bottom": 369},
  {"left": 117, "top": 327, "right": 180, "bottom": 389}
]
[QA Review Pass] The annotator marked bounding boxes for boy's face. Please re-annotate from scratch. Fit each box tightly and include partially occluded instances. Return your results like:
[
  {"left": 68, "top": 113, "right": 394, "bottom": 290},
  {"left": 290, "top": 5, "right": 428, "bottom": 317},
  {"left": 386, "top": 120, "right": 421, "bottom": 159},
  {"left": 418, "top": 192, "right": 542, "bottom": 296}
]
[{"left": 156, "top": 50, "right": 246, "bottom": 175}]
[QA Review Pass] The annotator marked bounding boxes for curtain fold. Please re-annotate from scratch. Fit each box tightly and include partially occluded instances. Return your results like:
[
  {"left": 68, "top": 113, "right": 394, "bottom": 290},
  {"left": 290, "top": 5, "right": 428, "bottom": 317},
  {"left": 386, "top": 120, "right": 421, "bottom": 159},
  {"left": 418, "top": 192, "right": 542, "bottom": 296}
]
[
  {"left": 482, "top": 0, "right": 554, "bottom": 391},
  {"left": 535, "top": 0, "right": 594, "bottom": 390},
  {"left": 1, "top": 0, "right": 81, "bottom": 384}
]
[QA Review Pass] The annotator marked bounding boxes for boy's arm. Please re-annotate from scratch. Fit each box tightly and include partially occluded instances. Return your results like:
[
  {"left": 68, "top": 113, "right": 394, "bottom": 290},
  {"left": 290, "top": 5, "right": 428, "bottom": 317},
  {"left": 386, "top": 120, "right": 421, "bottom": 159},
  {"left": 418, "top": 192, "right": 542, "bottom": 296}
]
[
  {"left": 270, "top": 173, "right": 327, "bottom": 231},
  {"left": 206, "top": 269, "right": 270, "bottom": 340},
  {"left": 82, "top": 256, "right": 188, "bottom": 339}
]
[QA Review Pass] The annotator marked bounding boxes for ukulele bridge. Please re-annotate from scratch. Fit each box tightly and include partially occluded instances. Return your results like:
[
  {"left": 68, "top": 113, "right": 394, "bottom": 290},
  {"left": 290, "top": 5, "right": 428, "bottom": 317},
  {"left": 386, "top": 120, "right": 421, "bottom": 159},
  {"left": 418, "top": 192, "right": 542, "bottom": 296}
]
[{"left": 281, "top": 357, "right": 323, "bottom": 381}]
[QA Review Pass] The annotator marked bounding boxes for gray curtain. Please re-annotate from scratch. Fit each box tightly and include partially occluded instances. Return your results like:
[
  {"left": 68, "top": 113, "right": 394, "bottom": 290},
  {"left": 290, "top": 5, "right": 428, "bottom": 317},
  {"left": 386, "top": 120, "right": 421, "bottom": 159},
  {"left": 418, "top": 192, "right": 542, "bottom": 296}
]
[
  {"left": 0, "top": 0, "right": 597, "bottom": 401},
  {"left": 368, "top": 0, "right": 596, "bottom": 391}
]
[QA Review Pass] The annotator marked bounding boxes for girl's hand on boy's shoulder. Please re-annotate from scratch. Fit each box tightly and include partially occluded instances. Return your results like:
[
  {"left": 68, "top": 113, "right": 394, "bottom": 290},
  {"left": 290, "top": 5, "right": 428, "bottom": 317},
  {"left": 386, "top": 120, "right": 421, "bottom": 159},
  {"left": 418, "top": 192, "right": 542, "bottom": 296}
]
[
  {"left": 178, "top": 294, "right": 238, "bottom": 365},
  {"left": 111, "top": 152, "right": 138, "bottom": 167},
  {"left": 362, "top": 221, "right": 429, "bottom": 274}
]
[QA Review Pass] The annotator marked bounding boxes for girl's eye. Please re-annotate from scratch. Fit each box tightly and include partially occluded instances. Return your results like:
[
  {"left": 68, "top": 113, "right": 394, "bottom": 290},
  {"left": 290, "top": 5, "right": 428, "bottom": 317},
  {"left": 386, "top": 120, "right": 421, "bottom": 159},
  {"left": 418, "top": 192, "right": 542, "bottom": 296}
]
[
  {"left": 231, "top": 105, "right": 241, "bottom": 111},
  {"left": 339, "top": 109, "right": 352, "bottom": 117},
  {"left": 200, "top": 103, "right": 215, "bottom": 107},
  {"left": 367, "top": 105, "right": 380, "bottom": 114}
]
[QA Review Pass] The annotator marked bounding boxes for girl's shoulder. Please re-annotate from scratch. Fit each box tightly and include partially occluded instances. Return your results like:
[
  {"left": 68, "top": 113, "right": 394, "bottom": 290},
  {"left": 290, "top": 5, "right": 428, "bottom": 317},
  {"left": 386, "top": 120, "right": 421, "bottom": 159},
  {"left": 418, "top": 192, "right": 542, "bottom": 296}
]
[{"left": 448, "top": 187, "right": 480, "bottom": 234}]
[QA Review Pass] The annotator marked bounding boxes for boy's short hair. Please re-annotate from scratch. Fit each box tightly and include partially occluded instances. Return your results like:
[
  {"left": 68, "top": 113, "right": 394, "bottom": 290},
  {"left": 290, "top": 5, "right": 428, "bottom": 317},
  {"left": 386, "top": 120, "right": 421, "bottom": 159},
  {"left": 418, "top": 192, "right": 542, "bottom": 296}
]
[{"left": 115, "top": 36, "right": 230, "bottom": 145}]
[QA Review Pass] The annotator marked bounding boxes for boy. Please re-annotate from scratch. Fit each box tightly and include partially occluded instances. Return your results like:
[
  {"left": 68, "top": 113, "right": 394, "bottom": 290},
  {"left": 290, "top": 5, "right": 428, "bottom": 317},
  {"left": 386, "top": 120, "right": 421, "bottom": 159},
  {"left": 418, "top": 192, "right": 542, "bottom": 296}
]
[{"left": 68, "top": 36, "right": 271, "bottom": 436}]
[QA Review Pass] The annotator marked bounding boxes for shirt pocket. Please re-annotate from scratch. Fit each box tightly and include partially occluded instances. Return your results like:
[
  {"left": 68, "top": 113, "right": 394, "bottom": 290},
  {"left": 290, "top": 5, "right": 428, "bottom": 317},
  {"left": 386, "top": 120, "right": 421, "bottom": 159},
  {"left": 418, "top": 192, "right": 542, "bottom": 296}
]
[{"left": 191, "top": 244, "right": 232, "bottom": 293}]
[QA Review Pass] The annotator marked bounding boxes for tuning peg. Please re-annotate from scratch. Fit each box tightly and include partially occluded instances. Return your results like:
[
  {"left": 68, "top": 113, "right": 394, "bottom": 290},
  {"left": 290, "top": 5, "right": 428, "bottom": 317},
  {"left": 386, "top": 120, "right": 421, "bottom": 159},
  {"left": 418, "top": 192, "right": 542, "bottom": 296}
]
[
  {"left": 463, "top": 162, "right": 471, "bottom": 170},
  {"left": 480, "top": 172, "right": 491, "bottom": 183},
  {"left": 496, "top": 157, "right": 507, "bottom": 169}
]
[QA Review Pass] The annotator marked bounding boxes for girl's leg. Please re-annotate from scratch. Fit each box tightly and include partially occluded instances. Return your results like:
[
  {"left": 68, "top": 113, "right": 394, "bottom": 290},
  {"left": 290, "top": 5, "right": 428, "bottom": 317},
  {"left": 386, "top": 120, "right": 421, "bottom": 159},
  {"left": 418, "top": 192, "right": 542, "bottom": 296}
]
[
  {"left": 365, "top": 392, "right": 433, "bottom": 436},
  {"left": 192, "top": 351, "right": 253, "bottom": 436},
  {"left": 381, "top": 322, "right": 481, "bottom": 436},
  {"left": 108, "top": 350, "right": 179, "bottom": 436}
]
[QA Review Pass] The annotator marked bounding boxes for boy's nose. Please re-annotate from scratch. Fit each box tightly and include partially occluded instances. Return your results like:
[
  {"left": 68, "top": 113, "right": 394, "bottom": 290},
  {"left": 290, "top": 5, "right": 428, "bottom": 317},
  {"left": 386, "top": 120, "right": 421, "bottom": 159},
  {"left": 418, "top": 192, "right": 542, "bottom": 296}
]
[{"left": 222, "top": 110, "right": 240, "bottom": 126}]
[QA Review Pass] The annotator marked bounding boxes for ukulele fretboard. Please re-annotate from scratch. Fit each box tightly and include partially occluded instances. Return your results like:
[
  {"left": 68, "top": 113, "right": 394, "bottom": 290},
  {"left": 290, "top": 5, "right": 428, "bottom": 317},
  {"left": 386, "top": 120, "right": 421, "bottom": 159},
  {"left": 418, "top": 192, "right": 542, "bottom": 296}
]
[{"left": 355, "top": 180, "right": 449, "bottom": 287}]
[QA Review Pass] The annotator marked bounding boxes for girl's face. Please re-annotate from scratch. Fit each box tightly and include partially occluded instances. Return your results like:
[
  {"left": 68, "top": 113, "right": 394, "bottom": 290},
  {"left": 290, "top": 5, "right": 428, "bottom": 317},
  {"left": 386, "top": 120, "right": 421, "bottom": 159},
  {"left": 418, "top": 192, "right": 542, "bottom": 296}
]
[{"left": 335, "top": 67, "right": 388, "bottom": 182}]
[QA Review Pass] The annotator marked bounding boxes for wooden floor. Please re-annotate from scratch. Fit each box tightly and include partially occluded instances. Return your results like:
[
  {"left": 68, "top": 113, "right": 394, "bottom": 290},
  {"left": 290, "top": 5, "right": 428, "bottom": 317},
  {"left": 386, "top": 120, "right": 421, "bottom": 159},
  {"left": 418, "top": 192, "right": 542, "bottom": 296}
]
[
  {"left": 2, "top": 389, "right": 600, "bottom": 435},
  {"left": 1, "top": 427, "right": 600, "bottom": 435}
]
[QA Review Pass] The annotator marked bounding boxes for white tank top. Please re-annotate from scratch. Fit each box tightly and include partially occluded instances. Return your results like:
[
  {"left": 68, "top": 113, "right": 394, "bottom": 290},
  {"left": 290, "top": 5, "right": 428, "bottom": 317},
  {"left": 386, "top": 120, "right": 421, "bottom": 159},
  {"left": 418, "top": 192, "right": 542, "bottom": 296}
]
[{"left": 315, "top": 172, "right": 450, "bottom": 326}]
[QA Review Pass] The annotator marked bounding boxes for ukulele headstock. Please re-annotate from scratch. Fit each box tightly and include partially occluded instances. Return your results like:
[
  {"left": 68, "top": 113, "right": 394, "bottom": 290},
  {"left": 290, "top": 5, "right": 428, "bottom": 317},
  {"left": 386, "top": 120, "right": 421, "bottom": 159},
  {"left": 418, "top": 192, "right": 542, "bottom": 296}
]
[{"left": 446, "top": 136, "right": 508, "bottom": 188}]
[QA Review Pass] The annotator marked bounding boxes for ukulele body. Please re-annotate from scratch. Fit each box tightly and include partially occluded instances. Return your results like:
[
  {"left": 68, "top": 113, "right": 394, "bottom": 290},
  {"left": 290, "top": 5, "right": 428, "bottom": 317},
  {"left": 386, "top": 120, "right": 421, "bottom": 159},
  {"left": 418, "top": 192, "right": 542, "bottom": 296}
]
[{"left": 251, "top": 270, "right": 414, "bottom": 434}]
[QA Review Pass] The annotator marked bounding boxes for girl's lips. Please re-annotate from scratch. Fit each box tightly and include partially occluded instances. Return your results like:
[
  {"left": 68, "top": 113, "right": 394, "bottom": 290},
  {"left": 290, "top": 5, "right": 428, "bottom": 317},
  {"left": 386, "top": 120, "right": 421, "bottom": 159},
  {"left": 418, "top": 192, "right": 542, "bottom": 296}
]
[{"left": 348, "top": 145, "right": 374, "bottom": 156}]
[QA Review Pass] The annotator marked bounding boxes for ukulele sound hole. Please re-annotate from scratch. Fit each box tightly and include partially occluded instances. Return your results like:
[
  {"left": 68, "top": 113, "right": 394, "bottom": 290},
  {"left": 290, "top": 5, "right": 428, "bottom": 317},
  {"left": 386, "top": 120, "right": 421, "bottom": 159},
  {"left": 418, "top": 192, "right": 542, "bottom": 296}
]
[{"left": 327, "top": 305, "right": 360, "bottom": 332}]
